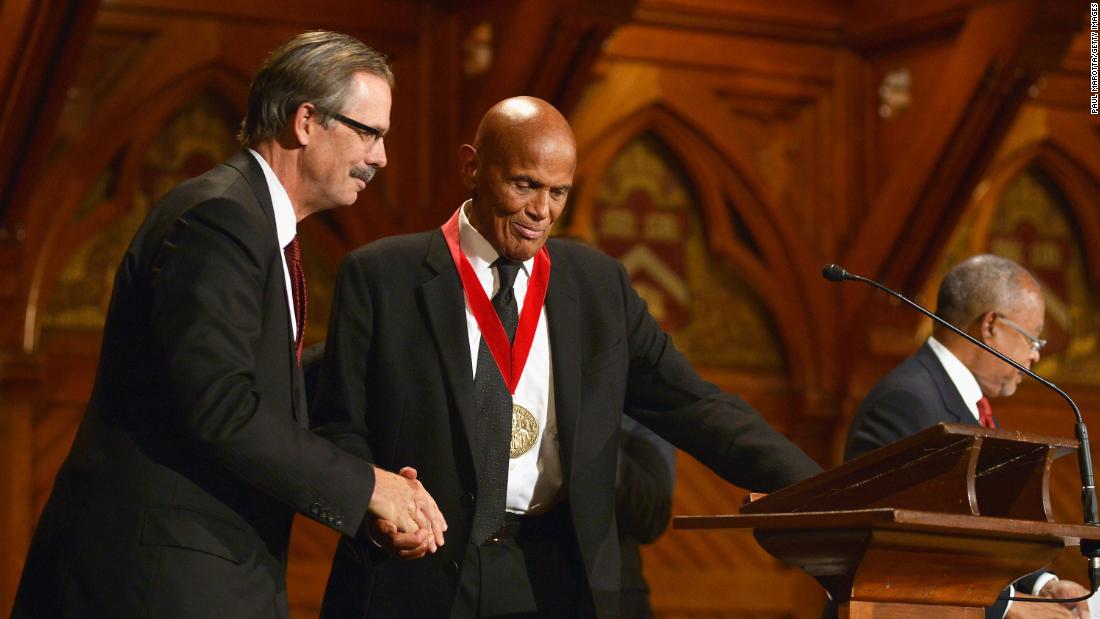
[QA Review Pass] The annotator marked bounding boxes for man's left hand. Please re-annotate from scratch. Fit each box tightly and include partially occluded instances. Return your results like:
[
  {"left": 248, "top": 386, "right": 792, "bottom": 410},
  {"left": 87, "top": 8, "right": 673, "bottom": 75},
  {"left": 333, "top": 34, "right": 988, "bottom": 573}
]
[
  {"left": 1038, "top": 578, "right": 1091, "bottom": 619},
  {"left": 366, "top": 518, "right": 435, "bottom": 559}
]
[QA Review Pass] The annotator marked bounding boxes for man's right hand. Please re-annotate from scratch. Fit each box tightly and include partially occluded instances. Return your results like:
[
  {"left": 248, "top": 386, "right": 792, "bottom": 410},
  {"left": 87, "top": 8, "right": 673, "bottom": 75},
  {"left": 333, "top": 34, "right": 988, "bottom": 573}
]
[
  {"left": 1005, "top": 594, "right": 1079, "bottom": 618},
  {"left": 1038, "top": 578, "right": 1091, "bottom": 619},
  {"left": 367, "top": 466, "right": 447, "bottom": 551}
]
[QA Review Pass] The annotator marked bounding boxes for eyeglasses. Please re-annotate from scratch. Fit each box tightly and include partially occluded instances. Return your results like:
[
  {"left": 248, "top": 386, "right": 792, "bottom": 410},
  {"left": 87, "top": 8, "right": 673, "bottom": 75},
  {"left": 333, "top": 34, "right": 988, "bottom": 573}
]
[
  {"left": 322, "top": 109, "right": 384, "bottom": 145},
  {"left": 995, "top": 313, "right": 1047, "bottom": 352}
]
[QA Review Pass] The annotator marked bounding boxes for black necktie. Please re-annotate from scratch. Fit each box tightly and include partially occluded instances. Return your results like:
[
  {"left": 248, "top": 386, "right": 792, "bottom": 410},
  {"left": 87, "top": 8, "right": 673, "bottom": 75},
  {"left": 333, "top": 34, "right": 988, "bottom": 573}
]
[{"left": 470, "top": 258, "right": 521, "bottom": 543}]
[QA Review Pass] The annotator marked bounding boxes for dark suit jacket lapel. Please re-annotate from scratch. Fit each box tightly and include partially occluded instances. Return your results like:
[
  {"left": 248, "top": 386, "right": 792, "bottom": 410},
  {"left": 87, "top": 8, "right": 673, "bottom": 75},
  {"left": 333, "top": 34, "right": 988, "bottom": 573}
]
[
  {"left": 223, "top": 151, "right": 309, "bottom": 427},
  {"left": 916, "top": 342, "right": 974, "bottom": 425},
  {"left": 419, "top": 231, "right": 483, "bottom": 469},
  {"left": 544, "top": 246, "right": 581, "bottom": 482},
  {"left": 224, "top": 151, "right": 277, "bottom": 228}
]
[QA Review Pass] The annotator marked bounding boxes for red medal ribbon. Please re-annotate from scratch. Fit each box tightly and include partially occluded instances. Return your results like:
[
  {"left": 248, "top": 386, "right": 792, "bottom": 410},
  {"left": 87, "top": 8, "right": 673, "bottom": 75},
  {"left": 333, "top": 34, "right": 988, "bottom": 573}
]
[{"left": 442, "top": 208, "right": 551, "bottom": 394}]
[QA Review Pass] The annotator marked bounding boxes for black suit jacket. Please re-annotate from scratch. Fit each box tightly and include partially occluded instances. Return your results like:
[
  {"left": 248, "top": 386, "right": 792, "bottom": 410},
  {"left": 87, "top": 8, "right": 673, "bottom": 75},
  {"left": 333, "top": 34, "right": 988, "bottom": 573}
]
[
  {"left": 845, "top": 341, "right": 1045, "bottom": 619},
  {"left": 13, "top": 152, "right": 376, "bottom": 619},
  {"left": 311, "top": 229, "right": 822, "bottom": 618},
  {"left": 845, "top": 342, "right": 977, "bottom": 461}
]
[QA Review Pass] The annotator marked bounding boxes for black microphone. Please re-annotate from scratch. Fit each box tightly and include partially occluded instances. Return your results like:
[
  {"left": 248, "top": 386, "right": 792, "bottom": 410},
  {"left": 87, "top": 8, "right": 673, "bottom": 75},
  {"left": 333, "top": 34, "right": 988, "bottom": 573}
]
[
  {"left": 822, "top": 263, "right": 1100, "bottom": 594},
  {"left": 821, "top": 263, "right": 851, "bottom": 282}
]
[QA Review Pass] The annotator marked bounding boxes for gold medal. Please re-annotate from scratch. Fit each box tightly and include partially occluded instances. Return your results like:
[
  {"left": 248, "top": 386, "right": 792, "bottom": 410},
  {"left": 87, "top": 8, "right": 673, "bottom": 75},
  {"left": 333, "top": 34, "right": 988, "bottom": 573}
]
[{"left": 510, "top": 404, "right": 539, "bottom": 458}]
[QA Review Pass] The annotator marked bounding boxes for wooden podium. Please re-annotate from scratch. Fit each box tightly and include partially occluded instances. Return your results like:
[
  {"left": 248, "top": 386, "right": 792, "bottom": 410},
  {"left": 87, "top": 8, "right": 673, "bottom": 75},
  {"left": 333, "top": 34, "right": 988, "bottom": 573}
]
[{"left": 674, "top": 423, "right": 1100, "bottom": 617}]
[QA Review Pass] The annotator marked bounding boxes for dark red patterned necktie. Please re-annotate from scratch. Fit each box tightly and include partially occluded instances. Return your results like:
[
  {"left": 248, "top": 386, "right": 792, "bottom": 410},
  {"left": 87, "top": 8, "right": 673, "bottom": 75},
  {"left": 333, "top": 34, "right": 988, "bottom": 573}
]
[
  {"left": 977, "top": 396, "right": 995, "bottom": 429},
  {"left": 284, "top": 236, "right": 307, "bottom": 364}
]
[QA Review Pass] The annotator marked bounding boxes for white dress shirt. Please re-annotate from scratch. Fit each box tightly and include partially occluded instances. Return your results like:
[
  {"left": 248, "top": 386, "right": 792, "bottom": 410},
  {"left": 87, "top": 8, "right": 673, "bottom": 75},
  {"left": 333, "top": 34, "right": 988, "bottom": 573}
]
[
  {"left": 458, "top": 202, "right": 562, "bottom": 514},
  {"left": 247, "top": 149, "right": 299, "bottom": 342},
  {"left": 926, "top": 336, "right": 982, "bottom": 423}
]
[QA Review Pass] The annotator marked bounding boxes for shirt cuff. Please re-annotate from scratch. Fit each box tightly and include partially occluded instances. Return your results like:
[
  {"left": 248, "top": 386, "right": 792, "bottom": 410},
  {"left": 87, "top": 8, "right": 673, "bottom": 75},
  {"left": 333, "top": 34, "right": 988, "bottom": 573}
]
[
  {"left": 1031, "top": 572, "right": 1058, "bottom": 596},
  {"left": 1003, "top": 584, "right": 1015, "bottom": 617}
]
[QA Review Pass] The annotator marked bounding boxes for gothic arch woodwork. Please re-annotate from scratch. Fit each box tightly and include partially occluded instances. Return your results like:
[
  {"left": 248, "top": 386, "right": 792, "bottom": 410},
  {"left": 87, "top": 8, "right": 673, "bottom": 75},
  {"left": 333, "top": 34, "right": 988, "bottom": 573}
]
[
  {"left": 20, "top": 66, "right": 249, "bottom": 351},
  {"left": 569, "top": 106, "right": 825, "bottom": 393},
  {"left": 989, "top": 145, "right": 1100, "bottom": 284}
]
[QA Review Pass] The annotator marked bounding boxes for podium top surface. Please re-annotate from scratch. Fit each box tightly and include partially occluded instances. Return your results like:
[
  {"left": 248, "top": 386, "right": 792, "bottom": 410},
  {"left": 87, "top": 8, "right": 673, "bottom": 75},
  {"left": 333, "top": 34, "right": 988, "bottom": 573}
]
[
  {"left": 897, "top": 423, "right": 1078, "bottom": 449},
  {"left": 739, "top": 423, "right": 1077, "bottom": 518},
  {"left": 674, "top": 508, "right": 1100, "bottom": 544}
]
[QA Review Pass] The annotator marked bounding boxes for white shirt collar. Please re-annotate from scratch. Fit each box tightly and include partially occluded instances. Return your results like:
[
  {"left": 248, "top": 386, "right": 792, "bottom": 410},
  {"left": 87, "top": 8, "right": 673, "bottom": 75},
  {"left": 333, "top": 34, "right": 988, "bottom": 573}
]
[
  {"left": 247, "top": 149, "right": 297, "bottom": 249},
  {"left": 458, "top": 200, "right": 534, "bottom": 276},
  {"left": 926, "top": 336, "right": 983, "bottom": 418}
]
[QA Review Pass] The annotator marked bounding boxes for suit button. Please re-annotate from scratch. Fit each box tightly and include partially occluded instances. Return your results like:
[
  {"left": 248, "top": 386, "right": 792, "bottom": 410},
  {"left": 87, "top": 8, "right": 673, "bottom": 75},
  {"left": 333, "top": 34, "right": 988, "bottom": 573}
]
[
  {"left": 461, "top": 493, "right": 475, "bottom": 508},
  {"left": 446, "top": 560, "right": 460, "bottom": 575},
  {"left": 334, "top": 517, "right": 344, "bottom": 527},
  {"left": 310, "top": 502, "right": 321, "bottom": 516}
]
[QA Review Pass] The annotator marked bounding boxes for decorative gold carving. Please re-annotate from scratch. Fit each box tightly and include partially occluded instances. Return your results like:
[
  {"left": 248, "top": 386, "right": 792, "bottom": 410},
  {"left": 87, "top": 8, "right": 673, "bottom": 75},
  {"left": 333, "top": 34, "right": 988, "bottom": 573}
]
[
  {"left": 676, "top": 237, "right": 783, "bottom": 369},
  {"left": 462, "top": 21, "right": 494, "bottom": 77},
  {"left": 42, "top": 93, "right": 238, "bottom": 331},
  {"left": 994, "top": 170, "right": 1100, "bottom": 384},
  {"left": 599, "top": 209, "right": 637, "bottom": 239},
  {"left": 41, "top": 207, "right": 146, "bottom": 331},
  {"left": 934, "top": 168, "right": 1100, "bottom": 384},
  {"left": 593, "top": 134, "right": 783, "bottom": 370},
  {"left": 597, "top": 138, "right": 691, "bottom": 210},
  {"left": 878, "top": 67, "right": 912, "bottom": 119}
]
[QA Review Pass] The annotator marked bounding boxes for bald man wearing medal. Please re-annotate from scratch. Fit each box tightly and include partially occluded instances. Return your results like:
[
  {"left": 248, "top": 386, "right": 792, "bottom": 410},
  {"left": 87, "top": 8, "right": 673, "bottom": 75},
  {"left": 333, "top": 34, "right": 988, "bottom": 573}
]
[{"left": 311, "top": 96, "right": 823, "bottom": 618}]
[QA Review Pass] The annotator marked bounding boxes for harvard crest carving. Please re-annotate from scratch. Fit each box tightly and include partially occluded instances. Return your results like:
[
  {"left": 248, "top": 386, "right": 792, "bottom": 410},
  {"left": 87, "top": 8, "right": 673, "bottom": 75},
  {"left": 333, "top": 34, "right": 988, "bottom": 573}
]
[{"left": 590, "top": 134, "right": 782, "bottom": 370}]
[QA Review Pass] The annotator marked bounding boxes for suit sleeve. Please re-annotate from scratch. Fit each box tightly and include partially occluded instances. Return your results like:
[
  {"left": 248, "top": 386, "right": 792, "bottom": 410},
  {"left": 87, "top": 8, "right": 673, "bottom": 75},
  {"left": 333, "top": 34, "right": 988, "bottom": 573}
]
[
  {"left": 614, "top": 261, "right": 822, "bottom": 491},
  {"left": 148, "top": 198, "right": 374, "bottom": 536}
]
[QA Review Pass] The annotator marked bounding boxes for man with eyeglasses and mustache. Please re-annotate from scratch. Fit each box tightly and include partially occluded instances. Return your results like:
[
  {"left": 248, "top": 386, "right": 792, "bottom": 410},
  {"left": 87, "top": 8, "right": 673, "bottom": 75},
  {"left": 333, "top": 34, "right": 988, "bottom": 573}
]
[
  {"left": 310, "top": 95, "right": 821, "bottom": 618},
  {"left": 12, "top": 31, "right": 445, "bottom": 619},
  {"left": 845, "top": 254, "right": 1088, "bottom": 619}
]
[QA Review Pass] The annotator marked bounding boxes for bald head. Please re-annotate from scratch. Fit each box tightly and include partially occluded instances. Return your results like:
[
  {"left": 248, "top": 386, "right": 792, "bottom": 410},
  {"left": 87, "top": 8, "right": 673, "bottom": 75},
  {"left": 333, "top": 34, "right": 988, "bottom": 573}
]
[
  {"left": 460, "top": 97, "right": 576, "bottom": 261},
  {"left": 473, "top": 97, "right": 576, "bottom": 167}
]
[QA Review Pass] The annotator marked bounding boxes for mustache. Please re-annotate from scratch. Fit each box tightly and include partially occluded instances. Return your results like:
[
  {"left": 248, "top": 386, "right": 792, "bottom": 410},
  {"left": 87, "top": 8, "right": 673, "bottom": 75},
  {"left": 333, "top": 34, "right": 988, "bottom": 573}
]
[{"left": 351, "top": 166, "right": 377, "bottom": 184}]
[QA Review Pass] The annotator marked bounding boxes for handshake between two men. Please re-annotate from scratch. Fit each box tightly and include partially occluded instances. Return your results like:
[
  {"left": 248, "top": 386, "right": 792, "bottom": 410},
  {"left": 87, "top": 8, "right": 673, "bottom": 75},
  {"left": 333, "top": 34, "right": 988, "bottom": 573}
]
[{"left": 369, "top": 466, "right": 448, "bottom": 558}]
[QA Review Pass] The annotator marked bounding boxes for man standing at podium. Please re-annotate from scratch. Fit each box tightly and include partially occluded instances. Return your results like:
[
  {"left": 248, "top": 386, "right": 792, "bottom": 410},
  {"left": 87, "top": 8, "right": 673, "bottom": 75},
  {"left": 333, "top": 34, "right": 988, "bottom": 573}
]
[{"left": 845, "top": 254, "right": 1089, "bottom": 619}]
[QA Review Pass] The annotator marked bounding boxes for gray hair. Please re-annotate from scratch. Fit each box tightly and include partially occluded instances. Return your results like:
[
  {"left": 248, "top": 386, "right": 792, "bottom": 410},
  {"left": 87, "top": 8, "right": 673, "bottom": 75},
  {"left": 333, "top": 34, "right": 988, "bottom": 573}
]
[
  {"left": 237, "top": 31, "right": 394, "bottom": 146},
  {"left": 935, "top": 254, "right": 1037, "bottom": 327}
]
